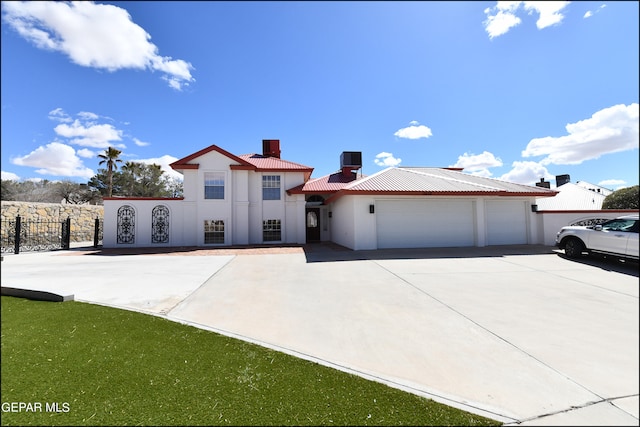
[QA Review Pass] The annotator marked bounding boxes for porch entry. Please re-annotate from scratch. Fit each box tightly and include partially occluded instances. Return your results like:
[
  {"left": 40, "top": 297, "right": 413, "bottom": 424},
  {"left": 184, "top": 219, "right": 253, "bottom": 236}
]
[{"left": 305, "top": 208, "right": 320, "bottom": 242}]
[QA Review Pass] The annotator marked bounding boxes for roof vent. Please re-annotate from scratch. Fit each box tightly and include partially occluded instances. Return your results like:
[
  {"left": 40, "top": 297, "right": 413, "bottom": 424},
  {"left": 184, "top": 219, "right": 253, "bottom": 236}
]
[
  {"left": 536, "top": 178, "right": 551, "bottom": 189},
  {"left": 262, "top": 139, "right": 281, "bottom": 158}
]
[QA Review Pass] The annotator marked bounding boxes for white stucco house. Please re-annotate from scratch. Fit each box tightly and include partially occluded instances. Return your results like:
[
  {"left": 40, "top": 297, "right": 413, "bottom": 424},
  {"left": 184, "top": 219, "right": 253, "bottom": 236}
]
[{"left": 103, "top": 140, "right": 560, "bottom": 250}]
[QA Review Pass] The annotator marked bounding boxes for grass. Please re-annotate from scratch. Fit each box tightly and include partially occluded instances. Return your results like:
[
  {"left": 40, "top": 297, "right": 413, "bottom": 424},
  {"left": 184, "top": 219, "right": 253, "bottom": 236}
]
[{"left": 1, "top": 296, "right": 500, "bottom": 426}]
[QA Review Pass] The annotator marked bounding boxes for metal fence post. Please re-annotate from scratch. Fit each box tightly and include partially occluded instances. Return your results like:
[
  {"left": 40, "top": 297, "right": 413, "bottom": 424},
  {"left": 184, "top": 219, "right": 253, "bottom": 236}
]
[
  {"left": 62, "top": 217, "right": 71, "bottom": 250},
  {"left": 14, "top": 215, "right": 21, "bottom": 254},
  {"left": 94, "top": 217, "right": 100, "bottom": 248}
]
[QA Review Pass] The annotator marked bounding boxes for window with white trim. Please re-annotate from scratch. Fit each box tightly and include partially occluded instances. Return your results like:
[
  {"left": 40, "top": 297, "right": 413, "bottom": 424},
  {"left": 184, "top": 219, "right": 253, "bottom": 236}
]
[
  {"left": 262, "top": 175, "right": 281, "bottom": 200},
  {"left": 263, "top": 219, "right": 281, "bottom": 241},
  {"left": 204, "top": 172, "right": 225, "bottom": 199},
  {"left": 204, "top": 220, "right": 225, "bottom": 244}
]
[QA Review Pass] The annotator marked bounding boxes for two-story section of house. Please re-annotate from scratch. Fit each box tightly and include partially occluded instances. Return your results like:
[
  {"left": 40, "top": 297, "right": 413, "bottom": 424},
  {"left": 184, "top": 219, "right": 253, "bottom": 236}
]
[{"left": 102, "top": 140, "right": 313, "bottom": 248}]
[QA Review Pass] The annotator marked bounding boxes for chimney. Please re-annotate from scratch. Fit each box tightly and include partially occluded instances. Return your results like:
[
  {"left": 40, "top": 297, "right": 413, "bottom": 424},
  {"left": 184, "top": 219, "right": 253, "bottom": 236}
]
[
  {"left": 556, "top": 174, "right": 570, "bottom": 187},
  {"left": 340, "top": 151, "right": 362, "bottom": 178},
  {"left": 535, "top": 178, "right": 551, "bottom": 189},
  {"left": 262, "top": 139, "right": 281, "bottom": 158}
]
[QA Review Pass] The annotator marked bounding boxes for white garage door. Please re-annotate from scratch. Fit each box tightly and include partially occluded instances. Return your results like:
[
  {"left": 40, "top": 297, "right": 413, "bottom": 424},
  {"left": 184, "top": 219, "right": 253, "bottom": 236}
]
[
  {"left": 485, "top": 200, "right": 527, "bottom": 245},
  {"left": 376, "top": 200, "right": 475, "bottom": 249}
]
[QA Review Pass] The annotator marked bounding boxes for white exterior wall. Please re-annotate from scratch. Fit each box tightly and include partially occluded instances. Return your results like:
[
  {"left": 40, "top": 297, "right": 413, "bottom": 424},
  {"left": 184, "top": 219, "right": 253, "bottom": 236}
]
[
  {"left": 537, "top": 210, "right": 638, "bottom": 246},
  {"left": 232, "top": 170, "right": 249, "bottom": 245},
  {"left": 103, "top": 149, "right": 308, "bottom": 248},
  {"left": 329, "top": 195, "right": 542, "bottom": 250},
  {"left": 103, "top": 199, "right": 186, "bottom": 248},
  {"left": 329, "top": 196, "right": 357, "bottom": 249}
]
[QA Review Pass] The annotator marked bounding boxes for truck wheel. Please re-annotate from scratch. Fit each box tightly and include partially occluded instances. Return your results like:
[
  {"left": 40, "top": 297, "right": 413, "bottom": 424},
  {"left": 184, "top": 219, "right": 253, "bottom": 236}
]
[{"left": 564, "top": 238, "right": 584, "bottom": 258}]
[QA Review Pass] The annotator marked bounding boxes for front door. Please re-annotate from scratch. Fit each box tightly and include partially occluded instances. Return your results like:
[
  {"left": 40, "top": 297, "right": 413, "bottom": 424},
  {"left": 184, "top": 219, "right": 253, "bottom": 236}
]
[{"left": 306, "top": 208, "right": 320, "bottom": 242}]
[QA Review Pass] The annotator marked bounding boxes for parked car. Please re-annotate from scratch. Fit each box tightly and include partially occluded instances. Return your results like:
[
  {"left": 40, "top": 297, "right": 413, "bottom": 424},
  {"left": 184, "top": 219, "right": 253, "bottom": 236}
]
[{"left": 555, "top": 214, "right": 639, "bottom": 260}]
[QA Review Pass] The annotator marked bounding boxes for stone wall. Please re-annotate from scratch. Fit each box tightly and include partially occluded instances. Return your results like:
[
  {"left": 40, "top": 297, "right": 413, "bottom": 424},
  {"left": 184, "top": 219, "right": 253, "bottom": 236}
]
[{"left": 1, "top": 201, "right": 104, "bottom": 243}]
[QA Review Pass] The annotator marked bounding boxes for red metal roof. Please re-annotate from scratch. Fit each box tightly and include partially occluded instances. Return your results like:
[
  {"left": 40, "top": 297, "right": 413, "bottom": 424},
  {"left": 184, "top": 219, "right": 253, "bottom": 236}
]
[
  {"left": 169, "top": 144, "right": 313, "bottom": 176},
  {"left": 323, "top": 167, "right": 558, "bottom": 203},
  {"left": 237, "top": 154, "right": 313, "bottom": 172},
  {"left": 287, "top": 171, "right": 365, "bottom": 194},
  {"left": 170, "top": 144, "right": 252, "bottom": 171}
]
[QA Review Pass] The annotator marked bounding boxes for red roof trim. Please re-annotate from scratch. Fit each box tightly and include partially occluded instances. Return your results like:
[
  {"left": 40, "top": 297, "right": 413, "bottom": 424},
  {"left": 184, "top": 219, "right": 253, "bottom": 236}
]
[
  {"left": 230, "top": 165, "right": 256, "bottom": 170},
  {"left": 324, "top": 189, "right": 558, "bottom": 205},
  {"left": 170, "top": 144, "right": 254, "bottom": 170}
]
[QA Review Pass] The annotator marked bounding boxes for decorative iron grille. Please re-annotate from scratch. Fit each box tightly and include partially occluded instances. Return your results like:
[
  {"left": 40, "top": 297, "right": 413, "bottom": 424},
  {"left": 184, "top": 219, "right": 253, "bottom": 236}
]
[
  {"left": 151, "top": 205, "right": 170, "bottom": 243},
  {"left": 117, "top": 205, "right": 135, "bottom": 244}
]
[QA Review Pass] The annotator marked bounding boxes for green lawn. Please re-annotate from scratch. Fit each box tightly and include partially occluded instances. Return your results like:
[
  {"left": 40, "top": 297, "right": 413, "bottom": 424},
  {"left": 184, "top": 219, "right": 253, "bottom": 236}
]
[{"left": 1, "top": 296, "right": 500, "bottom": 426}]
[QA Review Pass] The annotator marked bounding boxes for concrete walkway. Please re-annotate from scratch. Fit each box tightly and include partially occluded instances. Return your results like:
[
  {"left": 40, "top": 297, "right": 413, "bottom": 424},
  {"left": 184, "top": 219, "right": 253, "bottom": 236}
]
[{"left": 1, "top": 244, "right": 638, "bottom": 426}]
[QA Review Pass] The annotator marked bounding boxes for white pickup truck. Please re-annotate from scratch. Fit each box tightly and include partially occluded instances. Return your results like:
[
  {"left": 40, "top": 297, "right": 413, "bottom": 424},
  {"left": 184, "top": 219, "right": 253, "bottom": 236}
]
[{"left": 555, "top": 214, "right": 639, "bottom": 261}]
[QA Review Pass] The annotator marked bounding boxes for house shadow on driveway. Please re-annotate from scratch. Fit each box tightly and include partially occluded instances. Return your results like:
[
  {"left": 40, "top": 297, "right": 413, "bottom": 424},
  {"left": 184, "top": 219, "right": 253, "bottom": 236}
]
[{"left": 301, "top": 242, "right": 559, "bottom": 263}]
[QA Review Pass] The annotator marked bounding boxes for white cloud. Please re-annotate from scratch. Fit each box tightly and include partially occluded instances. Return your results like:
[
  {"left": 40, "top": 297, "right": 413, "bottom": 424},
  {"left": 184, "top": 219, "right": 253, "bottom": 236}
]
[
  {"left": 598, "top": 179, "right": 625, "bottom": 187},
  {"left": 584, "top": 3, "right": 606, "bottom": 19},
  {"left": 1, "top": 1, "right": 195, "bottom": 90},
  {"left": 499, "top": 160, "right": 553, "bottom": 186},
  {"left": 1, "top": 171, "right": 21, "bottom": 181},
  {"left": 77, "top": 111, "right": 99, "bottom": 120},
  {"left": 76, "top": 148, "right": 96, "bottom": 158},
  {"left": 374, "top": 152, "right": 402, "bottom": 167},
  {"left": 48, "top": 107, "right": 72, "bottom": 123},
  {"left": 524, "top": 1, "right": 570, "bottom": 29},
  {"left": 451, "top": 151, "right": 503, "bottom": 177},
  {"left": 483, "top": 5, "right": 522, "bottom": 39},
  {"left": 11, "top": 142, "right": 95, "bottom": 179},
  {"left": 394, "top": 121, "right": 433, "bottom": 140},
  {"left": 522, "top": 103, "right": 639, "bottom": 165},
  {"left": 483, "top": 1, "right": 570, "bottom": 39},
  {"left": 133, "top": 137, "right": 150, "bottom": 147},
  {"left": 136, "top": 155, "right": 182, "bottom": 181},
  {"left": 54, "top": 120, "right": 124, "bottom": 149},
  {"left": 48, "top": 109, "right": 128, "bottom": 149}
]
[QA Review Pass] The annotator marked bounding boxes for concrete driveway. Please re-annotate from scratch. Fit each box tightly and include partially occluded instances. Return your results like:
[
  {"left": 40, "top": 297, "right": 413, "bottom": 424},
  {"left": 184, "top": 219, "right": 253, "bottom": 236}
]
[{"left": 1, "top": 244, "right": 638, "bottom": 426}]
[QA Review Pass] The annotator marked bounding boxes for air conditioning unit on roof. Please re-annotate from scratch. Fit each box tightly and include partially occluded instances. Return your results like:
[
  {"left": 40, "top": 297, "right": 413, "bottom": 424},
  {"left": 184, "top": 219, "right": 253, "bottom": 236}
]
[{"left": 340, "top": 151, "right": 362, "bottom": 168}]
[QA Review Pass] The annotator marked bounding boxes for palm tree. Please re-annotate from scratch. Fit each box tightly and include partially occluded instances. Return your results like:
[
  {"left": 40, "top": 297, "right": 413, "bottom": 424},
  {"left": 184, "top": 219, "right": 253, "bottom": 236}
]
[{"left": 98, "top": 147, "right": 123, "bottom": 197}]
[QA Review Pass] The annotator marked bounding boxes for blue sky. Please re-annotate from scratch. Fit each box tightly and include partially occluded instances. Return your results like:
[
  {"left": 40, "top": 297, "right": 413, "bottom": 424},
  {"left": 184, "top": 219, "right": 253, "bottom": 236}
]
[{"left": 1, "top": 1, "right": 638, "bottom": 190}]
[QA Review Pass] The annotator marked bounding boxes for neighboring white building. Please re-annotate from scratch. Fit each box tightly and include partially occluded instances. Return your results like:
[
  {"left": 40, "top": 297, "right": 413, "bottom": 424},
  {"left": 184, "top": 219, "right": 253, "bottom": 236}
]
[
  {"left": 104, "top": 140, "right": 560, "bottom": 250},
  {"left": 535, "top": 182, "right": 610, "bottom": 211}
]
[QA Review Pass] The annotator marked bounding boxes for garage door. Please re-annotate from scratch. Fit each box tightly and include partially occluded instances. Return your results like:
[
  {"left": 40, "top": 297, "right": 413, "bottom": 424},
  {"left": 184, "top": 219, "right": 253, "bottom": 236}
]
[
  {"left": 376, "top": 200, "right": 475, "bottom": 249},
  {"left": 485, "top": 200, "right": 527, "bottom": 245}
]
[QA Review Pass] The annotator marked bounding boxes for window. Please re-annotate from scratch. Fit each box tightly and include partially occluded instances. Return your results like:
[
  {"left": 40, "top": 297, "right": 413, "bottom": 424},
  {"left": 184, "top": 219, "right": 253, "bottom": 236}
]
[
  {"left": 602, "top": 218, "right": 638, "bottom": 232},
  {"left": 262, "top": 175, "right": 281, "bottom": 200},
  {"left": 204, "top": 172, "right": 225, "bottom": 199},
  {"left": 263, "top": 219, "right": 281, "bottom": 242},
  {"left": 204, "top": 220, "right": 225, "bottom": 244}
]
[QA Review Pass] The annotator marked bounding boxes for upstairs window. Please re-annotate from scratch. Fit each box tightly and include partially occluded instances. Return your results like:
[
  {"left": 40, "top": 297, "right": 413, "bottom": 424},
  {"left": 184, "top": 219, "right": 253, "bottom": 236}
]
[
  {"left": 262, "top": 175, "right": 281, "bottom": 200},
  {"left": 204, "top": 172, "right": 225, "bottom": 200}
]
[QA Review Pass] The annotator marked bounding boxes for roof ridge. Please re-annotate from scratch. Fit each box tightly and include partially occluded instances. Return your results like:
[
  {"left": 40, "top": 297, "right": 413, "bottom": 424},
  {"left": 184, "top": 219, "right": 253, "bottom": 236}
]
[
  {"left": 343, "top": 167, "right": 391, "bottom": 189},
  {"left": 401, "top": 167, "right": 502, "bottom": 191}
]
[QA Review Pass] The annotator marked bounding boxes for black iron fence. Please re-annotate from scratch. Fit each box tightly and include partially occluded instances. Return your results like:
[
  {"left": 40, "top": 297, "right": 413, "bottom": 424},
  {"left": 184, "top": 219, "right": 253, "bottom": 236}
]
[{"left": 1, "top": 216, "right": 103, "bottom": 254}]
